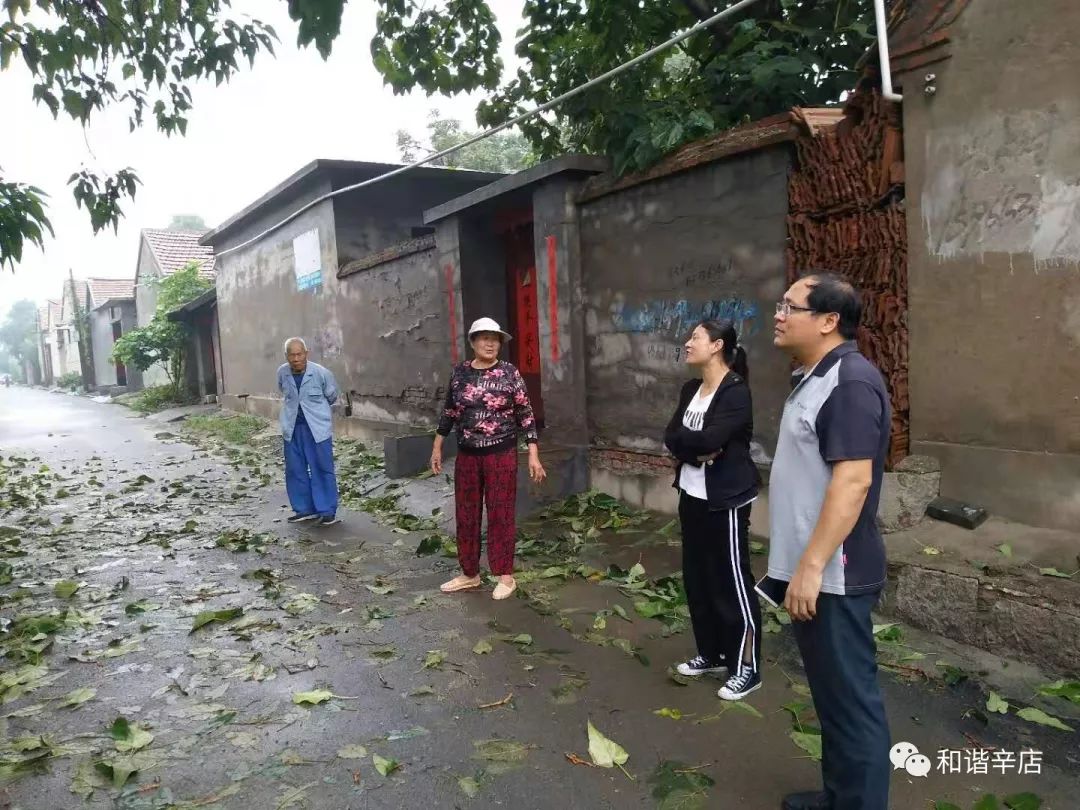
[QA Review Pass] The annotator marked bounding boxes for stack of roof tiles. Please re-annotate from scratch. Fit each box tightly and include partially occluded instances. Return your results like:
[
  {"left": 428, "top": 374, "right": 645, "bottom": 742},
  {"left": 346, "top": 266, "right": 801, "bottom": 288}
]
[{"left": 786, "top": 84, "right": 909, "bottom": 467}]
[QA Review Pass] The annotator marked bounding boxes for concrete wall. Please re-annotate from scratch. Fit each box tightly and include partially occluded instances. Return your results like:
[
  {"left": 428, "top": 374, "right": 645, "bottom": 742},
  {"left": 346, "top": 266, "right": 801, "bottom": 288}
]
[
  {"left": 89, "top": 302, "right": 137, "bottom": 389},
  {"left": 215, "top": 177, "right": 340, "bottom": 401},
  {"left": 337, "top": 247, "right": 451, "bottom": 427},
  {"left": 579, "top": 146, "right": 791, "bottom": 460},
  {"left": 903, "top": 0, "right": 1080, "bottom": 529}
]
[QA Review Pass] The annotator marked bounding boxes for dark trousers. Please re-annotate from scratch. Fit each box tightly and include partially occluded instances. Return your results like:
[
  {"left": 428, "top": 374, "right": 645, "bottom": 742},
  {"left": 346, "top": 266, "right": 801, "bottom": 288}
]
[
  {"left": 678, "top": 493, "right": 760, "bottom": 673},
  {"left": 454, "top": 448, "right": 518, "bottom": 577},
  {"left": 792, "top": 592, "right": 891, "bottom": 810},
  {"left": 283, "top": 420, "right": 337, "bottom": 518}
]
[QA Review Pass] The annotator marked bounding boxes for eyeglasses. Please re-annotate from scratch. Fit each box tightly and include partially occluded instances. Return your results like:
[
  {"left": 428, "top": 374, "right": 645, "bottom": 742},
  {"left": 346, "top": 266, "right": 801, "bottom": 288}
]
[{"left": 775, "top": 301, "right": 817, "bottom": 317}]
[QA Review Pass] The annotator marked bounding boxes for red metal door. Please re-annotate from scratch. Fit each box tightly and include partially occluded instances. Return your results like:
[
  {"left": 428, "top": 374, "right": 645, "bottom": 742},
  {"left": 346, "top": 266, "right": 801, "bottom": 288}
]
[{"left": 502, "top": 219, "right": 544, "bottom": 429}]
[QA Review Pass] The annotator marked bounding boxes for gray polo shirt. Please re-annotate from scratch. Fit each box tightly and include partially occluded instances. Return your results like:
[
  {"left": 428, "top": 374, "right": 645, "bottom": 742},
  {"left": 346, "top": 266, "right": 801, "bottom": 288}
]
[{"left": 766, "top": 342, "right": 890, "bottom": 596}]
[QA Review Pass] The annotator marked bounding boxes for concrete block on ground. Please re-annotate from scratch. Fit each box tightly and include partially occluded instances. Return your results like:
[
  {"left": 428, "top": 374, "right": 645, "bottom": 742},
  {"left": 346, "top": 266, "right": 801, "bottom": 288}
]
[
  {"left": 894, "top": 565, "right": 979, "bottom": 638},
  {"left": 384, "top": 432, "right": 456, "bottom": 479},
  {"left": 878, "top": 454, "right": 941, "bottom": 533}
]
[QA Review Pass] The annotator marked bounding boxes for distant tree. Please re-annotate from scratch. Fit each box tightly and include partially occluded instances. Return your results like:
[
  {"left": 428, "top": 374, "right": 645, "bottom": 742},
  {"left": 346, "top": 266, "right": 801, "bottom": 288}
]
[
  {"left": 396, "top": 111, "right": 532, "bottom": 174},
  {"left": 168, "top": 215, "right": 208, "bottom": 230},
  {"left": 111, "top": 262, "right": 211, "bottom": 393},
  {"left": 0, "top": 299, "right": 40, "bottom": 382}
]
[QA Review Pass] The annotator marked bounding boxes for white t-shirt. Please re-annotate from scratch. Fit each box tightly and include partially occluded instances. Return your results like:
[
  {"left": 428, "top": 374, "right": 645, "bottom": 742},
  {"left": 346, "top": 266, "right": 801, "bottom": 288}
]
[{"left": 678, "top": 385, "right": 717, "bottom": 500}]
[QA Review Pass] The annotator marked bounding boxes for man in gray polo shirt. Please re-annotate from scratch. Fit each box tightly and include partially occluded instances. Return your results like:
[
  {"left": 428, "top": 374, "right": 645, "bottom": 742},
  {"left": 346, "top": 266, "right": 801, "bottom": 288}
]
[{"left": 764, "top": 273, "right": 891, "bottom": 810}]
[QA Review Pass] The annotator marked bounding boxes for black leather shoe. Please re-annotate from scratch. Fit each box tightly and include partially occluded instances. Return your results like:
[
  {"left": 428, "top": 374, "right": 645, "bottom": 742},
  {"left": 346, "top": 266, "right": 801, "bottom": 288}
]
[{"left": 781, "top": 791, "right": 831, "bottom": 810}]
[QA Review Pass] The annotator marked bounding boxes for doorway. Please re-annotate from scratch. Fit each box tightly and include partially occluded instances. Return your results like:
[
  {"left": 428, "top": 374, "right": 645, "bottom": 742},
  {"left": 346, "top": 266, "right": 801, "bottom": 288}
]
[
  {"left": 112, "top": 321, "right": 127, "bottom": 387},
  {"left": 500, "top": 215, "right": 544, "bottom": 429}
]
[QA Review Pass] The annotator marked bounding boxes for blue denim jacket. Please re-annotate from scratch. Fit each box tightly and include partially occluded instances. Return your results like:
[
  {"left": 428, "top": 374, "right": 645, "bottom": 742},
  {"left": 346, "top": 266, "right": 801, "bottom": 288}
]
[{"left": 277, "top": 361, "right": 338, "bottom": 443}]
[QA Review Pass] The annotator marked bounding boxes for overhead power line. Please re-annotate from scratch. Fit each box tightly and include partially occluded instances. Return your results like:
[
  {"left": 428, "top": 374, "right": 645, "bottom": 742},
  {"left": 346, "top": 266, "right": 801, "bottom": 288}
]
[{"left": 216, "top": 0, "right": 767, "bottom": 257}]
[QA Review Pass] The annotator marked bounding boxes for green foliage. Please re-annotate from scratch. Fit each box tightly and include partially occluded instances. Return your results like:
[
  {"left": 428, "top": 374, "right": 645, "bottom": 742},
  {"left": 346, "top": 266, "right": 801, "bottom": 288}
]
[
  {"left": 396, "top": 110, "right": 532, "bottom": 173},
  {"left": 1, "top": 0, "right": 279, "bottom": 266},
  {"left": 0, "top": 300, "right": 40, "bottom": 380},
  {"left": 111, "top": 262, "right": 210, "bottom": 390},
  {"left": 126, "top": 385, "right": 192, "bottom": 415},
  {"left": 55, "top": 372, "right": 83, "bottom": 392},
  {"left": 0, "top": 176, "right": 53, "bottom": 271},
  {"left": 370, "top": 0, "right": 875, "bottom": 175}
]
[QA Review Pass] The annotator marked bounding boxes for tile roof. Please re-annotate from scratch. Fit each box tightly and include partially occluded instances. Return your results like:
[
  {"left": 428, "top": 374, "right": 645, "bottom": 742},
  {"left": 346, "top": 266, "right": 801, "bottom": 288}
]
[
  {"left": 87, "top": 277, "right": 135, "bottom": 308},
  {"left": 142, "top": 229, "right": 216, "bottom": 280},
  {"left": 578, "top": 107, "right": 844, "bottom": 204}
]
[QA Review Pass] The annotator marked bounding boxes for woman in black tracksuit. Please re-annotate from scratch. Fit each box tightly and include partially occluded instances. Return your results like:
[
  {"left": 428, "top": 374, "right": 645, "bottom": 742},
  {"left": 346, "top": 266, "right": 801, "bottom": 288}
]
[{"left": 664, "top": 318, "right": 763, "bottom": 702}]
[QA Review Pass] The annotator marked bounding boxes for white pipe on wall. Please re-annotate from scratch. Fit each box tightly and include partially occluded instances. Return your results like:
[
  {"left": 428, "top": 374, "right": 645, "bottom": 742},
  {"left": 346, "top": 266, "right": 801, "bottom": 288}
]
[{"left": 875, "top": 0, "right": 903, "bottom": 101}]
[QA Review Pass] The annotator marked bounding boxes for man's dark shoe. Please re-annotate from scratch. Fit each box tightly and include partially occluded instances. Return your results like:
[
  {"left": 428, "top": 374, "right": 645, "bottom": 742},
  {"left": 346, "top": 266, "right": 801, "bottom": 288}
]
[
  {"left": 782, "top": 791, "right": 831, "bottom": 810},
  {"left": 287, "top": 513, "right": 318, "bottom": 523}
]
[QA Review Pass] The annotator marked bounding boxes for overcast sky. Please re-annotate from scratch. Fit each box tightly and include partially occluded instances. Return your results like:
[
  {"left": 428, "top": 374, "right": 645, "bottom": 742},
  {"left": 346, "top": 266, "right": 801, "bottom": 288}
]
[{"left": 1, "top": 1, "right": 524, "bottom": 318}]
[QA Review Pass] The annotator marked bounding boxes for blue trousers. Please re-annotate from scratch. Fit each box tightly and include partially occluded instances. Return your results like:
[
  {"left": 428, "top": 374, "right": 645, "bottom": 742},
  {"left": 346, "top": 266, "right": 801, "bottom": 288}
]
[
  {"left": 792, "top": 592, "right": 891, "bottom": 810},
  {"left": 284, "top": 420, "right": 338, "bottom": 518}
]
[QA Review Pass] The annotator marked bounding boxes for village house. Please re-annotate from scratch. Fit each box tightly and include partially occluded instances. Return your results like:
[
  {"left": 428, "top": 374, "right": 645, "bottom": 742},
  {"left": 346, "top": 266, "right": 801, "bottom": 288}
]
[
  {"left": 84, "top": 277, "right": 138, "bottom": 393},
  {"left": 133, "top": 228, "right": 216, "bottom": 390},
  {"left": 200, "top": 158, "right": 504, "bottom": 437}
]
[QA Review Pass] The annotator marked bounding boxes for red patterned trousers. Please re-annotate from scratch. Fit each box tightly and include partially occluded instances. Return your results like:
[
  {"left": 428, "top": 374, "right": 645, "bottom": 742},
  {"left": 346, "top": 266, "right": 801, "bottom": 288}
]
[{"left": 454, "top": 447, "right": 518, "bottom": 576}]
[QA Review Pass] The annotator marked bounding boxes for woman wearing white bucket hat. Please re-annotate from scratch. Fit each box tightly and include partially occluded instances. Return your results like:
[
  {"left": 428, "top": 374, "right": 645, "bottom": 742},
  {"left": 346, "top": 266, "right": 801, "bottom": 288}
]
[{"left": 431, "top": 317, "right": 546, "bottom": 600}]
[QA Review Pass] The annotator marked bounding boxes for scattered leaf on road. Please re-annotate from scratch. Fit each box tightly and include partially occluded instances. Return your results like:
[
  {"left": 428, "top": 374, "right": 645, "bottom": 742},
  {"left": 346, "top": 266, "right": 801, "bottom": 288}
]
[
  {"left": 472, "top": 639, "right": 493, "bottom": 655},
  {"left": 458, "top": 775, "right": 480, "bottom": 797},
  {"left": 337, "top": 744, "right": 368, "bottom": 759},
  {"left": 60, "top": 687, "right": 96, "bottom": 709},
  {"left": 190, "top": 607, "right": 243, "bottom": 632},
  {"left": 422, "top": 650, "right": 446, "bottom": 670},
  {"left": 1016, "top": 707, "right": 1073, "bottom": 731},
  {"left": 54, "top": 580, "right": 80, "bottom": 598},
  {"left": 790, "top": 730, "right": 823, "bottom": 760},
  {"left": 292, "top": 689, "right": 333, "bottom": 706},
  {"left": 654, "top": 707, "right": 684, "bottom": 720},
  {"left": 587, "top": 721, "right": 629, "bottom": 769},
  {"left": 986, "top": 691, "right": 1009, "bottom": 714},
  {"left": 373, "top": 753, "right": 400, "bottom": 776},
  {"left": 1035, "top": 679, "right": 1080, "bottom": 705},
  {"left": 109, "top": 717, "right": 154, "bottom": 752},
  {"left": 648, "top": 760, "right": 715, "bottom": 810}
]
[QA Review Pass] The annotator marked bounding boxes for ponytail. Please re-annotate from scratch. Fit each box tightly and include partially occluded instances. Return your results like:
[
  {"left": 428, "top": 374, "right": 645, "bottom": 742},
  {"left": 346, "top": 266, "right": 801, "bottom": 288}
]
[
  {"left": 697, "top": 318, "right": 749, "bottom": 382},
  {"left": 731, "top": 345, "right": 749, "bottom": 382}
]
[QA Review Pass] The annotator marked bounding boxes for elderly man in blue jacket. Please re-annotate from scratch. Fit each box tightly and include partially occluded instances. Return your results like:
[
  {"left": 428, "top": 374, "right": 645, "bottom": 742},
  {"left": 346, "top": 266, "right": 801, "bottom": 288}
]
[{"left": 278, "top": 337, "right": 340, "bottom": 526}]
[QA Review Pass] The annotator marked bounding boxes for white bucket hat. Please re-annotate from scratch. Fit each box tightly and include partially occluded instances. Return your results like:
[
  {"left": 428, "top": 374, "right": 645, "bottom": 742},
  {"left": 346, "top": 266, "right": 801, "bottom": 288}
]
[{"left": 468, "top": 317, "right": 512, "bottom": 342}]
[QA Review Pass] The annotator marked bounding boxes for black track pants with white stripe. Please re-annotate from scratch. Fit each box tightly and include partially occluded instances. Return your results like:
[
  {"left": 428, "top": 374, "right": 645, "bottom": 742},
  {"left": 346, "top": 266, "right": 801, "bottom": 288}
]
[{"left": 678, "top": 493, "right": 760, "bottom": 674}]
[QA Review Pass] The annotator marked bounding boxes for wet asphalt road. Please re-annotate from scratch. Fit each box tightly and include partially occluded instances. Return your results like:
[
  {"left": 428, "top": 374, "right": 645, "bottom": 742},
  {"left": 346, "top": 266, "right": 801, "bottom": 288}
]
[{"left": 0, "top": 386, "right": 1077, "bottom": 810}]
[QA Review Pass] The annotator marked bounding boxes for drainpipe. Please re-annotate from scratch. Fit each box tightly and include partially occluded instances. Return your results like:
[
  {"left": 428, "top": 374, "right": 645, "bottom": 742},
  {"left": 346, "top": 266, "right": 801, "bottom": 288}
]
[{"left": 874, "top": 0, "right": 903, "bottom": 102}]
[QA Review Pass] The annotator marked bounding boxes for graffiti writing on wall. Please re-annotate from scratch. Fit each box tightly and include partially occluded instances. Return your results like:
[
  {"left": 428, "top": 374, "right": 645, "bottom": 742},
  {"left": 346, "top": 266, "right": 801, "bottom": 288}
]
[{"left": 611, "top": 297, "right": 760, "bottom": 339}]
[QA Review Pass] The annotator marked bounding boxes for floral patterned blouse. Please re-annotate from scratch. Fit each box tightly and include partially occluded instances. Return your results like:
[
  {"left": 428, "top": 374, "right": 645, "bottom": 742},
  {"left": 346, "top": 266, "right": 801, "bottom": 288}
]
[{"left": 436, "top": 361, "right": 539, "bottom": 454}]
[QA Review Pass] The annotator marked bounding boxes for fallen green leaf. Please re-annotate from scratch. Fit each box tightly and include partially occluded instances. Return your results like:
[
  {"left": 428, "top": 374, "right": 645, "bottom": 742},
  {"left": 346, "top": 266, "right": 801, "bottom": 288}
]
[
  {"left": 60, "top": 687, "right": 96, "bottom": 709},
  {"left": 336, "top": 744, "right": 368, "bottom": 759},
  {"left": 790, "top": 730, "right": 822, "bottom": 760},
  {"left": 1038, "top": 567, "right": 1073, "bottom": 579},
  {"left": 511, "top": 634, "right": 532, "bottom": 646},
  {"left": 1035, "top": 679, "right": 1080, "bottom": 705},
  {"left": 292, "top": 690, "right": 333, "bottom": 706},
  {"left": 587, "top": 721, "right": 629, "bottom": 768},
  {"left": 986, "top": 691, "right": 1010, "bottom": 714},
  {"left": 1015, "top": 707, "right": 1073, "bottom": 731},
  {"left": 473, "top": 639, "right": 493, "bottom": 655},
  {"left": 190, "top": 607, "right": 243, "bottom": 632},
  {"left": 653, "top": 707, "right": 684, "bottom": 720},
  {"left": 373, "top": 753, "right": 400, "bottom": 776},
  {"left": 54, "top": 580, "right": 80, "bottom": 599},
  {"left": 458, "top": 775, "right": 480, "bottom": 798},
  {"left": 422, "top": 650, "right": 446, "bottom": 670},
  {"left": 1004, "top": 793, "right": 1043, "bottom": 810},
  {"left": 649, "top": 760, "right": 715, "bottom": 810},
  {"left": 109, "top": 717, "right": 153, "bottom": 752},
  {"left": 472, "top": 738, "right": 531, "bottom": 774}
]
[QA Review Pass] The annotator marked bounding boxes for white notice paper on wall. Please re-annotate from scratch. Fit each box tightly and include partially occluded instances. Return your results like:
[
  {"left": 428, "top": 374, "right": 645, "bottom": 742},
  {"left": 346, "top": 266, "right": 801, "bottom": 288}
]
[{"left": 293, "top": 228, "right": 322, "bottom": 291}]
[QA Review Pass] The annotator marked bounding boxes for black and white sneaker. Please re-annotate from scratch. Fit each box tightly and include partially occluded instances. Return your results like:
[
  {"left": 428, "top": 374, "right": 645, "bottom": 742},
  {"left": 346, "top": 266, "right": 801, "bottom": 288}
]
[
  {"left": 718, "top": 668, "right": 761, "bottom": 701},
  {"left": 317, "top": 515, "right": 341, "bottom": 526},
  {"left": 287, "top": 513, "right": 318, "bottom": 523},
  {"left": 675, "top": 655, "right": 727, "bottom": 677}
]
